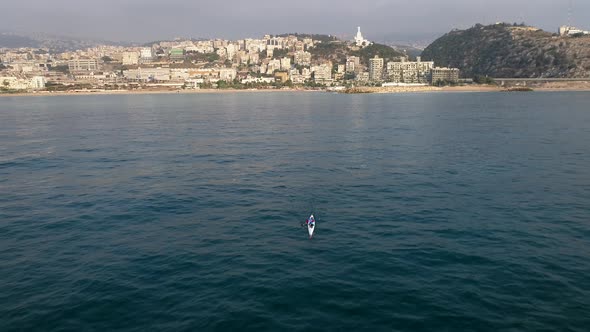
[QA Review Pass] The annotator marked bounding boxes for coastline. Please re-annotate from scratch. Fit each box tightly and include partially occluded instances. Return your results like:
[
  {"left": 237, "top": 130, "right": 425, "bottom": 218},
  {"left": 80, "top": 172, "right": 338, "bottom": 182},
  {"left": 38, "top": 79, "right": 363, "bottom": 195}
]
[
  {"left": 0, "top": 88, "right": 318, "bottom": 98},
  {"left": 2, "top": 82, "right": 590, "bottom": 98}
]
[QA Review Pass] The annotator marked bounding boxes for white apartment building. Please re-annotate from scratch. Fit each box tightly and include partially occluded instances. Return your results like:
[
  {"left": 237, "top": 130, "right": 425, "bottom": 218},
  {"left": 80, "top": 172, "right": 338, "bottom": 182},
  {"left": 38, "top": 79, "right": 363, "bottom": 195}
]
[
  {"left": 140, "top": 48, "right": 153, "bottom": 60},
  {"left": 30, "top": 76, "right": 46, "bottom": 89},
  {"left": 294, "top": 51, "right": 312, "bottom": 66},
  {"left": 122, "top": 52, "right": 139, "bottom": 65},
  {"left": 386, "top": 57, "right": 434, "bottom": 84},
  {"left": 280, "top": 57, "right": 291, "bottom": 71},
  {"left": 219, "top": 68, "right": 237, "bottom": 81},
  {"left": 266, "top": 59, "right": 281, "bottom": 74},
  {"left": 369, "top": 56, "right": 384, "bottom": 81},
  {"left": 312, "top": 62, "right": 333, "bottom": 84}
]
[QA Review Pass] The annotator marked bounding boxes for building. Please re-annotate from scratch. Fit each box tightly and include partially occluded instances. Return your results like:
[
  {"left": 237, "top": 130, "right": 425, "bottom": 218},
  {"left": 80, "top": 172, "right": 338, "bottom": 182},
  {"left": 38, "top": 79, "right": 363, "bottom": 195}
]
[
  {"left": 266, "top": 37, "right": 285, "bottom": 51},
  {"left": 386, "top": 57, "right": 434, "bottom": 84},
  {"left": 140, "top": 48, "right": 153, "bottom": 61},
  {"left": 559, "top": 25, "right": 590, "bottom": 36},
  {"left": 0, "top": 76, "right": 28, "bottom": 90},
  {"left": 346, "top": 56, "right": 360, "bottom": 73},
  {"left": 265, "top": 59, "right": 281, "bottom": 74},
  {"left": 30, "top": 76, "right": 46, "bottom": 89},
  {"left": 169, "top": 48, "right": 185, "bottom": 61},
  {"left": 193, "top": 41, "right": 215, "bottom": 53},
  {"left": 355, "top": 72, "right": 370, "bottom": 82},
  {"left": 219, "top": 68, "right": 237, "bottom": 81},
  {"left": 430, "top": 67, "right": 460, "bottom": 84},
  {"left": 294, "top": 51, "right": 312, "bottom": 66},
  {"left": 280, "top": 57, "right": 291, "bottom": 71},
  {"left": 123, "top": 67, "right": 171, "bottom": 81},
  {"left": 369, "top": 56, "right": 384, "bottom": 81},
  {"left": 274, "top": 71, "right": 289, "bottom": 83},
  {"left": 0, "top": 75, "right": 46, "bottom": 90},
  {"left": 122, "top": 52, "right": 139, "bottom": 65},
  {"left": 311, "top": 62, "right": 333, "bottom": 84},
  {"left": 67, "top": 59, "right": 99, "bottom": 72},
  {"left": 354, "top": 27, "right": 372, "bottom": 48}
]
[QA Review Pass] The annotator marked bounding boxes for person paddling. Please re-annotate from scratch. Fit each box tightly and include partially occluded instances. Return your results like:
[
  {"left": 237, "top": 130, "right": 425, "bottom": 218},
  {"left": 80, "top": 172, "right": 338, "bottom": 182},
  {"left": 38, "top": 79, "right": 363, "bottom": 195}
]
[{"left": 301, "top": 215, "right": 315, "bottom": 228}]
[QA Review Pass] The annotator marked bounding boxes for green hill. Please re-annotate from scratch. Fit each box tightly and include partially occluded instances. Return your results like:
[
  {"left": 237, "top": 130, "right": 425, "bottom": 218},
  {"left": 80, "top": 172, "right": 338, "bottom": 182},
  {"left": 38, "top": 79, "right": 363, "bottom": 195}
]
[{"left": 421, "top": 23, "right": 590, "bottom": 78}]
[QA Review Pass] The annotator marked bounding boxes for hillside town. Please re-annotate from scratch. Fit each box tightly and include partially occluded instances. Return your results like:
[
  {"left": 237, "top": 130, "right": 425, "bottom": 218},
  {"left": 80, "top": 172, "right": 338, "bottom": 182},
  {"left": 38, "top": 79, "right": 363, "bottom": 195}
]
[{"left": 0, "top": 27, "right": 462, "bottom": 93}]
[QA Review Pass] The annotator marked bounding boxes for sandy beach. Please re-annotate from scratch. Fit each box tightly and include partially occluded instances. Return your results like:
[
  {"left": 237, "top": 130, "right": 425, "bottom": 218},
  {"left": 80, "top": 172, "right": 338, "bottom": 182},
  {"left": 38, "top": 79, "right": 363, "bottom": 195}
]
[{"left": 2, "top": 82, "right": 590, "bottom": 98}]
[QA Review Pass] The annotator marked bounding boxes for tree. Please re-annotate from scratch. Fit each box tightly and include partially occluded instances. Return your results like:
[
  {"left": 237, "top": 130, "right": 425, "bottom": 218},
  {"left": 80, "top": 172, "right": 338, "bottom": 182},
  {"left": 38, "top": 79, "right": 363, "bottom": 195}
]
[{"left": 101, "top": 56, "right": 113, "bottom": 63}]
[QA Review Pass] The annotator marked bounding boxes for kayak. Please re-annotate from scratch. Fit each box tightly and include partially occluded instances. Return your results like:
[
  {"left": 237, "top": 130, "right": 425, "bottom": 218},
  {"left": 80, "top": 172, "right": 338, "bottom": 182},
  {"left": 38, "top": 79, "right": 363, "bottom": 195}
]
[{"left": 307, "top": 214, "right": 316, "bottom": 238}]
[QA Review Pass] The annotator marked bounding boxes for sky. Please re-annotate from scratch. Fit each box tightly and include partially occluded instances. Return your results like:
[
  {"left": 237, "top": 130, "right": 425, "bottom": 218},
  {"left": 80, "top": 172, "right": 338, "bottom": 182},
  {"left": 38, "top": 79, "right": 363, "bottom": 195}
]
[{"left": 1, "top": 0, "right": 589, "bottom": 44}]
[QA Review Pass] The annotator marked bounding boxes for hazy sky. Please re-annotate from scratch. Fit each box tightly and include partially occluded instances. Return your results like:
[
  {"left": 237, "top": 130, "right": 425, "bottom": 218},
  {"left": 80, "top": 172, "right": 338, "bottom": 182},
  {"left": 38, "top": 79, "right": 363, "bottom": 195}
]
[{"left": 1, "top": 0, "right": 588, "bottom": 43}]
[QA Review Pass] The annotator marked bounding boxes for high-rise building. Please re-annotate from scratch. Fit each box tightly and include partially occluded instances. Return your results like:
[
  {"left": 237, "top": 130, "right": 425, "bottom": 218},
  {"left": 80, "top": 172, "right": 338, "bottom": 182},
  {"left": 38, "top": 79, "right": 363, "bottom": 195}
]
[
  {"left": 346, "top": 56, "right": 360, "bottom": 73},
  {"left": 369, "top": 55, "right": 384, "bottom": 81}
]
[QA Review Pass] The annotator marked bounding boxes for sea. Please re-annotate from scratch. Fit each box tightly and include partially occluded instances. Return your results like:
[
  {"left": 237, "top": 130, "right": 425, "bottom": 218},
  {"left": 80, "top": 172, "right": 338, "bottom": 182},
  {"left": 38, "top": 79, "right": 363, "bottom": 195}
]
[{"left": 1, "top": 91, "right": 589, "bottom": 331}]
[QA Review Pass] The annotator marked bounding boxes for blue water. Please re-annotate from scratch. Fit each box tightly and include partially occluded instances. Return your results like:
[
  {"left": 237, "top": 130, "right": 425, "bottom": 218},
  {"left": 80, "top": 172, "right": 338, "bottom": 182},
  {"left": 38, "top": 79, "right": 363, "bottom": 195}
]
[{"left": 1, "top": 92, "right": 589, "bottom": 331}]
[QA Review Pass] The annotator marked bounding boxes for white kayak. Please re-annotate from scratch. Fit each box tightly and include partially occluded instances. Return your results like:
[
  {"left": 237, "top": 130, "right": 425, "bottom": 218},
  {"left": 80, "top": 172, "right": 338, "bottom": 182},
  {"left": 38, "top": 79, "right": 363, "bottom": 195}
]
[{"left": 307, "top": 214, "right": 316, "bottom": 238}]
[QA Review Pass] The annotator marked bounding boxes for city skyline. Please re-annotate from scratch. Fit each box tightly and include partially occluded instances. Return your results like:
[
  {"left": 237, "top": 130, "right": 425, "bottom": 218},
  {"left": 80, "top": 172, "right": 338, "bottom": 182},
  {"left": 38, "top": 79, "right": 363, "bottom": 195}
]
[{"left": 1, "top": 0, "right": 589, "bottom": 43}]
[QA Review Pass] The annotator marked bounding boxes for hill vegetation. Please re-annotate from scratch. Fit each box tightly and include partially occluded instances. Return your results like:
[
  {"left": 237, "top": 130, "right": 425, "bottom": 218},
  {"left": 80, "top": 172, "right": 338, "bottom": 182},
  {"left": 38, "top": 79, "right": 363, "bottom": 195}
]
[
  {"left": 351, "top": 43, "right": 405, "bottom": 65},
  {"left": 421, "top": 23, "right": 590, "bottom": 78}
]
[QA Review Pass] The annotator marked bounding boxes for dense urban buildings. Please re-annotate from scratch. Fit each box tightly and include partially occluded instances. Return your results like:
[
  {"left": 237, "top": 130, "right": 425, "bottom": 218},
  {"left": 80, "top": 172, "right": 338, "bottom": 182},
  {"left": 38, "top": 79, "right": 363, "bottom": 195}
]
[{"left": 0, "top": 26, "right": 462, "bottom": 92}]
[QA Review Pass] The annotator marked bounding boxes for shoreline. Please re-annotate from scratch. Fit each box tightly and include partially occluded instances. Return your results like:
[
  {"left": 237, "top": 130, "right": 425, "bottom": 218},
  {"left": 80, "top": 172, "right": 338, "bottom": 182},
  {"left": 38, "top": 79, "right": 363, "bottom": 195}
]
[{"left": 2, "top": 84, "right": 590, "bottom": 98}]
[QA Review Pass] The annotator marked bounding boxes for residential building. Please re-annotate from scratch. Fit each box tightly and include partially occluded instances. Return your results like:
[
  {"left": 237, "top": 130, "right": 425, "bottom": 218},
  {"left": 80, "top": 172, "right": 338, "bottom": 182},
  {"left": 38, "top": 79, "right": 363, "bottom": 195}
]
[
  {"left": 122, "top": 52, "right": 139, "bottom": 65},
  {"left": 219, "top": 68, "right": 237, "bottom": 81},
  {"left": 140, "top": 48, "right": 153, "bottom": 61},
  {"left": 369, "top": 55, "right": 384, "bottom": 81},
  {"left": 312, "top": 62, "right": 333, "bottom": 84},
  {"left": 430, "top": 67, "right": 460, "bottom": 84},
  {"left": 356, "top": 72, "right": 370, "bottom": 82},
  {"left": 68, "top": 59, "right": 99, "bottom": 72},
  {"left": 123, "top": 67, "right": 171, "bottom": 81},
  {"left": 266, "top": 59, "right": 281, "bottom": 74},
  {"left": 294, "top": 51, "right": 312, "bottom": 66},
  {"left": 386, "top": 57, "right": 434, "bottom": 84},
  {"left": 346, "top": 56, "right": 360, "bottom": 73},
  {"left": 30, "top": 76, "right": 46, "bottom": 89},
  {"left": 280, "top": 57, "right": 291, "bottom": 71}
]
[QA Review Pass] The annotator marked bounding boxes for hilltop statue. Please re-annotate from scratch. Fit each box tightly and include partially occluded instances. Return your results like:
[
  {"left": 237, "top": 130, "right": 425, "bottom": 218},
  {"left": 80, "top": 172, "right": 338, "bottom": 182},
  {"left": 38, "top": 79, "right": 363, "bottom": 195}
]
[{"left": 354, "top": 26, "right": 372, "bottom": 48}]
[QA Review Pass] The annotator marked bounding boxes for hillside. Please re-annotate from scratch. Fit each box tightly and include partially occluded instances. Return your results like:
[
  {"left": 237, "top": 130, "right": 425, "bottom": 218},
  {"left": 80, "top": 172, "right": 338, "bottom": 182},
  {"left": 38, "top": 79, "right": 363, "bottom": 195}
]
[
  {"left": 0, "top": 32, "right": 128, "bottom": 52},
  {"left": 421, "top": 23, "right": 590, "bottom": 78},
  {"left": 0, "top": 33, "right": 39, "bottom": 48},
  {"left": 350, "top": 43, "right": 406, "bottom": 65}
]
